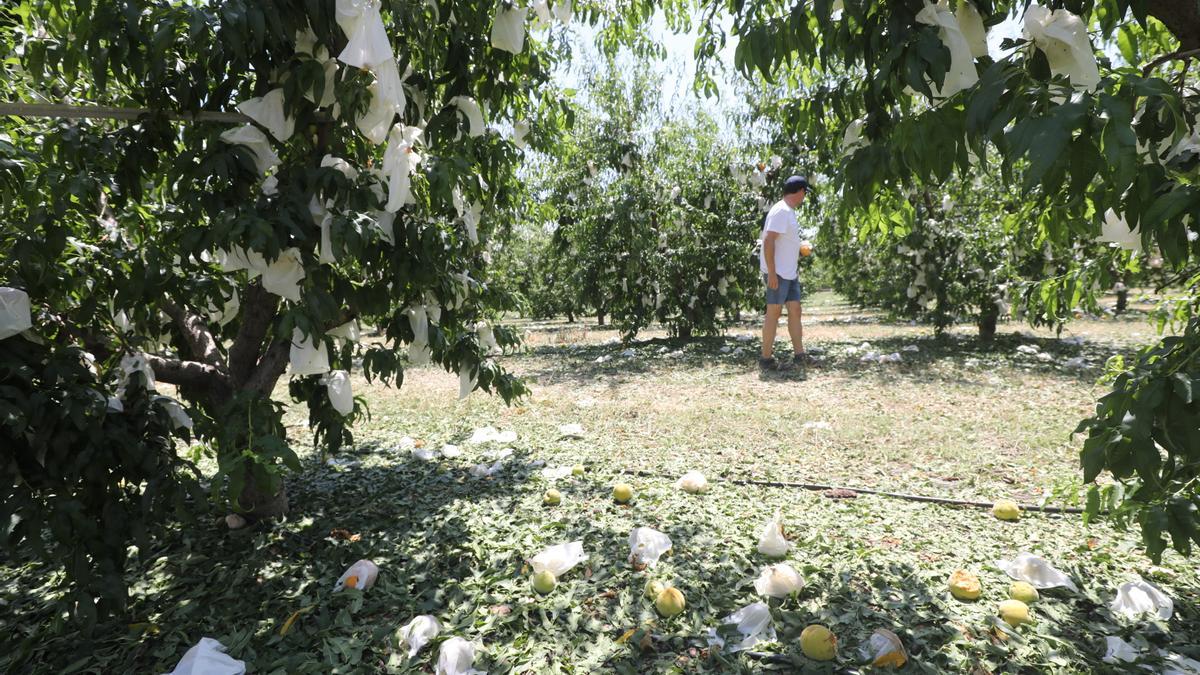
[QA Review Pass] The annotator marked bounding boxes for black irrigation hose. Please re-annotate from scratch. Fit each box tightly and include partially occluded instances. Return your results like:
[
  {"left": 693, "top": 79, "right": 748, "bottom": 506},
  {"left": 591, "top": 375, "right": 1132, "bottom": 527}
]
[{"left": 618, "top": 469, "right": 1096, "bottom": 515}]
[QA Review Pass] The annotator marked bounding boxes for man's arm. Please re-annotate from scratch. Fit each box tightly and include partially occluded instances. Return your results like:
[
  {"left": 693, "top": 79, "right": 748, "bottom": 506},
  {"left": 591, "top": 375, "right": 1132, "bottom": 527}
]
[{"left": 763, "top": 231, "right": 779, "bottom": 289}]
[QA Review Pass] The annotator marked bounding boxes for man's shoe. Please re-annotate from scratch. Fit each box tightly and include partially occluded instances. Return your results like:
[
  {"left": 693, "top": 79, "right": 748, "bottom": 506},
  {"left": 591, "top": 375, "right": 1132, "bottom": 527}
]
[
  {"left": 792, "top": 351, "right": 818, "bottom": 366},
  {"left": 759, "top": 356, "right": 794, "bottom": 371}
]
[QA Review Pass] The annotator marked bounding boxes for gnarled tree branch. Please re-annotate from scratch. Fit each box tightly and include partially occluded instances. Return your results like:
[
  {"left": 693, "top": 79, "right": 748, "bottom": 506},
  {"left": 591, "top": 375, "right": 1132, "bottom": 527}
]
[
  {"left": 244, "top": 339, "right": 291, "bottom": 395},
  {"left": 160, "top": 299, "right": 226, "bottom": 369},
  {"left": 229, "top": 282, "right": 278, "bottom": 389},
  {"left": 144, "top": 353, "right": 227, "bottom": 389}
]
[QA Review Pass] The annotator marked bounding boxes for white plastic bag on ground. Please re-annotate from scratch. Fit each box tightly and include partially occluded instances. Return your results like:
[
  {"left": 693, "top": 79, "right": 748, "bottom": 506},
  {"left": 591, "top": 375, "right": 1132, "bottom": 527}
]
[
  {"left": 754, "top": 563, "right": 804, "bottom": 598},
  {"left": 1161, "top": 650, "right": 1200, "bottom": 675},
  {"left": 237, "top": 89, "right": 294, "bottom": 142},
  {"left": 441, "top": 444, "right": 462, "bottom": 458},
  {"left": 677, "top": 471, "right": 709, "bottom": 494},
  {"left": 0, "top": 287, "right": 32, "bottom": 340},
  {"left": 436, "top": 637, "right": 484, "bottom": 675},
  {"left": 1023, "top": 3, "right": 1100, "bottom": 89},
  {"left": 1102, "top": 635, "right": 1140, "bottom": 664},
  {"left": 491, "top": 5, "right": 528, "bottom": 54},
  {"left": 1111, "top": 577, "right": 1172, "bottom": 620},
  {"left": 995, "top": 552, "right": 1078, "bottom": 590},
  {"left": 164, "top": 637, "right": 246, "bottom": 675},
  {"left": 628, "top": 528, "right": 672, "bottom": 567},
  {"left": 757, "top": 511, "right": 790, "bottom": 558},
  {"left": 396, "top": 615, "right": 440, "bottom": 658},
  {"left": 706, "top": 601, "right": 775, "bottom": 653},
  {"left": 321, "top": 370, "right": 354, "bottom": 416},
  {"left": 290, "top": 328, "right": 331, "bottom": 377},
  {"left": 468, "top": 427, "right": 499, "bottom": 444},
  {"left": 219, "top": 124, "right": 280, "bottom": 175},
  {"left": 540, "top": 465, "right": 573, "bottom": 480},
  {"left": 334, "top": 559, "right": 379, "bottom": 591},
  {"left": 412, "top": 446, "right": 437, "bottom": 461},
  {"left": 469, "top": 461, "right": 503, "bottom": 478},
  {"left": 558, "top": 423, "right": 584, "bottom": 437},
  {"left": 528, "top": 541, "right": 586, "bottom": 578}
]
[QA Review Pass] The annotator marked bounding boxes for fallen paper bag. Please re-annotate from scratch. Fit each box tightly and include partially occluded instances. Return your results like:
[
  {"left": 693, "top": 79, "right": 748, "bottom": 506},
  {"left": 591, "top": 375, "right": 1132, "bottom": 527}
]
[
  {"left": 994, "top": 552, "right": 1077, "bottom": 590},
  {"left": 756, "top": 511, "right": 790, "bottom": 558},
  {"left": 755, "top": 563, "right": 804, "bottom": 598},
  {"left": 628, "top": 527, "right": 672, "bottom": 567},
  {"left": 1111, "top": 577, "right": 1172, "bottom": 620},
  {"left": 558, "top": 423, "right": 584, "bottom": 438},
  {"left": 528, "top": 541, "right": 585, "bottom": 577},
  {"left": 396, "top": 614, "right": 440, "bottom": 658},
  {"left": 1102, "top": 635, "right": 1140, "bottom": 664},
  {"left": 335, "top": 559, "right": 379, "bottom": 591},
  {"left": 436, "top": 637, "right": 484, "bottom": 675},
  {"left": 164, "top": 637, "right": 246, "bottom": 675},
  {"left": 706, "top": 601, "right": 776, "bottom": 653}
]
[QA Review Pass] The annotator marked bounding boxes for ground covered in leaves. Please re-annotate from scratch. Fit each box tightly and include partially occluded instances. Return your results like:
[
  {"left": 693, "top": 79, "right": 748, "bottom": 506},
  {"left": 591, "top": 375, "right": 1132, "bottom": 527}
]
[{"left": 3, "top": 293, "right": 1199, "bottom": 673}]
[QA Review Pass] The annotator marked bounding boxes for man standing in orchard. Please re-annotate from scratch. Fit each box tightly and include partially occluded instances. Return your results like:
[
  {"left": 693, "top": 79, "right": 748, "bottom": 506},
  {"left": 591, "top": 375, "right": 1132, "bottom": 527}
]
[{"left": 759, "top": 175, "right": 813, "bottom": 371}]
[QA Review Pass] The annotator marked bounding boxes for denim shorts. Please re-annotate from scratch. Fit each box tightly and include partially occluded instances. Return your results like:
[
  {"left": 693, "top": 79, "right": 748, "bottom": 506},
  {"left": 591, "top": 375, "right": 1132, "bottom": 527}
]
[{"left": 764, "top": 275, "right": 803, "bottom": 305}]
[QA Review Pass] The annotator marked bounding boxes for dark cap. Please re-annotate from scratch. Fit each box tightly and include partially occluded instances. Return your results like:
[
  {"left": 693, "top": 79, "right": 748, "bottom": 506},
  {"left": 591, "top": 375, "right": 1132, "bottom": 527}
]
[{"left": 783, "top": 175, "right": 810, "bottom": 194}]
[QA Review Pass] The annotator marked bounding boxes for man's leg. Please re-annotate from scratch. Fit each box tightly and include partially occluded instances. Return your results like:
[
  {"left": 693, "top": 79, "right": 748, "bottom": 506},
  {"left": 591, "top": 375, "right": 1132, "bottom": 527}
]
[
  {"left": 762, "top": 303, "right": 783, "bottom": 358},
  {"left": 786, "top": 300, "right": 804, "bottom": 356}
]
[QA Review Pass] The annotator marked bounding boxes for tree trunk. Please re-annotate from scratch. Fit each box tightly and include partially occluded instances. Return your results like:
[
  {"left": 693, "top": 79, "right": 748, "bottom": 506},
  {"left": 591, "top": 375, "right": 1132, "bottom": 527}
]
[
  {"left": 566, "top": 309, "right": 575, "bottom": 323},
  {"left": 1147, "top": 0, "right": 1200, "bottom": 50},
  {"left": 1116, "top": 289, "right": 1128, "bottom": 314},
  {"left": 239, "top": 472, "right": 289, "bottom": 520},
  {"left": 978, "top": 305, "right": 998, "bottom": 341},
  {"left": 597, "top": 310, "right": 606, "bottom": 327},
  {"left": 678, "top": 323, "right": 693, "bottom": 339}
]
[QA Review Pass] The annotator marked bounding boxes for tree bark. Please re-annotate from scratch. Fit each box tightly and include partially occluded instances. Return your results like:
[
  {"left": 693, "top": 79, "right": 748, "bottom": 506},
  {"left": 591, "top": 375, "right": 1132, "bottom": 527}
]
[
  {"left": 1147, "top": 0, "right": 1200, "bottom": 50},
  {"left": 238, "top": 474, "right": 289, "bottom": 520},
  {"left": 161, "top": 300, "right": 225, "bottom": 368},
  {"left": 229, "top": 282, "right": 279, "bottom": 388},
  {"left": 978, "top": 305, "right": 998, "bottom": 341},
  {"left": 144, "top": 354, "right": 227, "bottom": 389}
]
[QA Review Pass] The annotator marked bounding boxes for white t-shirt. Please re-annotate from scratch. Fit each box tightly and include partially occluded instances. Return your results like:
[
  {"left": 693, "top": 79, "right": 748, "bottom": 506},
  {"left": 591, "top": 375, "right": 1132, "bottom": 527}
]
[{"left": 759, "top": 200, "right": 801, "bottom": 280}]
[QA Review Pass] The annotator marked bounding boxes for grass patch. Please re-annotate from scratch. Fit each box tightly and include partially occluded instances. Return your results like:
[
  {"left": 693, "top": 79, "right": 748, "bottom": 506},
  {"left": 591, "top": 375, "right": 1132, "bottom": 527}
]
[{"left": 2, "top": 296, "right": 1197, "bottom": 673}]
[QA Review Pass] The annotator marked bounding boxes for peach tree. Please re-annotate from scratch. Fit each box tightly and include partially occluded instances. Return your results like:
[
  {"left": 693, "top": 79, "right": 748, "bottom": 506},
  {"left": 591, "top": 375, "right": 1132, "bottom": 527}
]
[
  {"left": 702, "top": 0, "right": 1200, "bottom": 558},
  {"left": 0, "top": 0, "right": 598, "bottom": 621}
]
